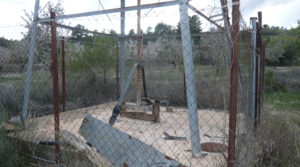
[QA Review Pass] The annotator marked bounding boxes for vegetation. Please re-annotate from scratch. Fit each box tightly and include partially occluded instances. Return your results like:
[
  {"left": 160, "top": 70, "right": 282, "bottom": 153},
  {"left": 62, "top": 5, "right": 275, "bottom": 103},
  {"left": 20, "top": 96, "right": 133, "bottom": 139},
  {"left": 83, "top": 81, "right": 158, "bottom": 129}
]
[
  {"left": 263, "top": 22, "right": 300, "bottom": 66},
  {"left": 251, "top": 66, "right": 300, "bottom": 167},
  {"left": 254, "top": 110, "right": 300, "bottom": 167}
]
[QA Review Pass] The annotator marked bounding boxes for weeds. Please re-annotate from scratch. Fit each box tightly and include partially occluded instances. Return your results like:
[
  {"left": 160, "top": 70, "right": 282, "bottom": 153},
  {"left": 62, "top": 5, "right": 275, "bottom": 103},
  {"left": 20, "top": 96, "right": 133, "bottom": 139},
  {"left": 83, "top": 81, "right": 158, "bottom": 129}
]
[{"left": 254, "top": 110, "right": 300, "bottom": 167}]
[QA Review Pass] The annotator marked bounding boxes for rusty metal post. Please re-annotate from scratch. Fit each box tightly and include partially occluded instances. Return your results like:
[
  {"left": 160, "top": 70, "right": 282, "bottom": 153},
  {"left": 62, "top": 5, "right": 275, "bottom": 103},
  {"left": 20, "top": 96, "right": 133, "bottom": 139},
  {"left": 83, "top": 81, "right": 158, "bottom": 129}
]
[
  {"left": 50, "top": 11, "right": 61, "bottom": 165},
  {"left": 136, "top": 0, "right": 142, "bottom": 106},
  {"left": 258, "top": 12, "right": 262, "bottom": 28},
  {"left": 61, "top": 37, "right": 65, "bottom": 113},
  {"left": 255, "top": 21, "right": 261, "bottom": 129},
  {"left": 152, "top": 103, "right": 160, "bottom": 123},
  {"left": 227, "top": 0, "right": 240, "bottom": 167},
  {"left": 258, "top": 11, "right": 264, "bottom": 125},
  {"left": 260, "top": 43, "right": 265, "bottom": 117}
]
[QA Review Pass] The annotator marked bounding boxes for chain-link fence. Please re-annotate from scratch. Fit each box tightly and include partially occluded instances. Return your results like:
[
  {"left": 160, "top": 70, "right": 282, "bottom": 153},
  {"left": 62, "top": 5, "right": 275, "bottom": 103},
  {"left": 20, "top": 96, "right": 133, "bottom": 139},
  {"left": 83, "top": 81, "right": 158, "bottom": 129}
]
[{"left": 0, "top": 0, "right": 265, "bottom": 167}]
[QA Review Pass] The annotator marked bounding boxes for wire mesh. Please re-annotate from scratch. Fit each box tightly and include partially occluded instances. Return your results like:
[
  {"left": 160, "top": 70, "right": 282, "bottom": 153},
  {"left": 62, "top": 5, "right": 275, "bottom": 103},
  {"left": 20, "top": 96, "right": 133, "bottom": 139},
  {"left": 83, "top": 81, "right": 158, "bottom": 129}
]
[{"left": 0, "top": 0, "right": 258, "bottom": 167}]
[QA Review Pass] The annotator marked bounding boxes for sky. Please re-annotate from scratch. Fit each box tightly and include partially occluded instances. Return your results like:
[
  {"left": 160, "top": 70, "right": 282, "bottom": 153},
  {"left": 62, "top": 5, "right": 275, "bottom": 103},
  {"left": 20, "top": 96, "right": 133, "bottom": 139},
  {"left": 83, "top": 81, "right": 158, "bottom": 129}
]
[{"left": 0, "top": 0, "right": 299, "bottom": 40}]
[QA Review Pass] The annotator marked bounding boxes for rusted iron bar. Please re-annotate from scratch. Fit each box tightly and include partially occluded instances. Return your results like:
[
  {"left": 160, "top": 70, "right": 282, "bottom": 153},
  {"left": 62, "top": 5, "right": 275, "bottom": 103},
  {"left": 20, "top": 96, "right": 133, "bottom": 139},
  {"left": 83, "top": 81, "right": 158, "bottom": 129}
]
[
  {"left": 136, "top": 0, "right": 142, "bottom": 105},
  {"left": 260, "top": 43, "right": 265, "bottom": 118},
  {"left": 227, "top": 0, "right": 240, "bottom": 167},
  {"left": 50, "top": 11, "right": 61, "bottom": 165},
  {"left": 255, "top": 22, "right": 261, "bottom": 129},
  {"left": 258, "top": 12, "right": 262, "bottom": 28},
  {"left": 258, "top": 11, "right": 264, "bottom": 126},
  {"left": 61, "top": 37, "right": 65, "bottom": 112},
  {"left": 188, "top": 4, "right": 226, "bottom": 32}
]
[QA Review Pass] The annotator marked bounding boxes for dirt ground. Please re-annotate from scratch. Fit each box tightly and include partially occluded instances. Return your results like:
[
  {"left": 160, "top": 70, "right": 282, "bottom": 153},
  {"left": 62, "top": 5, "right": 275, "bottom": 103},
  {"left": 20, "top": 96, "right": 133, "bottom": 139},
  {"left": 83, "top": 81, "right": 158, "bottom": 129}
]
[{"left": 16, "top": 102, "right": 229, "bottom": 167}]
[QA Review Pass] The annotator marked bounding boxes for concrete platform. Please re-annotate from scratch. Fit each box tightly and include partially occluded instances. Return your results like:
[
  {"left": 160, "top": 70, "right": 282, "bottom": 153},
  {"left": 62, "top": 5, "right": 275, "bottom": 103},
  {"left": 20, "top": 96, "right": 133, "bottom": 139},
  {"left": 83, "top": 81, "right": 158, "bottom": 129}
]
[{"left": 13, "top": 102, "right": 229, "bottom": 167}]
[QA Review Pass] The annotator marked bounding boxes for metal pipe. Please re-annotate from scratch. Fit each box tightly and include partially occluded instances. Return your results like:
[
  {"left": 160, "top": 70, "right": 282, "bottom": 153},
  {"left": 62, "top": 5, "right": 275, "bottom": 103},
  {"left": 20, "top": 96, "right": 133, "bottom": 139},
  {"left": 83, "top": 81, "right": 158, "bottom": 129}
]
[
  {"left": 258, "top": 12, "right": 262, "bottom": 28},
  {"left": 260, "top": 43, "right": 265, "bottom": 124},
  {"left": 179, "top": 0, "right": 202, "bottom": 157},
  {"left": 119, "top": 0, "right": 126, "bottom": 99},
  {"left": 136, "top": 0, "right": 142, "bottom": 105},
  {"left": 116, "top": 45, "right": 120, "bottom": 99},
  {"left": 220, "top": 0, "right": 232, "bottom": 56},
  {"left": 118, "top": 63, "right": 138, "bottom": 106},
  {"left": 50, "top": 11, "right": 61, "bottom": 165},
  {"left": 45, "top": 23, "right": 118, "bottom": 38},
  {"left": 61, "top": 37, "right": 66, "bottom": 112},
  {"left": 141, "top": 66, "right": 148, "bottom": 98},
  {"left": 258, "top": 11, "right": 263, "bottom": 126},
  {"left": 227, "top": 0, "right": 240, "bottom": 167},
  {"left": 255, "top": 22, "right": 261, "bottom": 129},
  {"left": 187, "top": 4, "right": 226, "bottom": 33},
  {"left": 21, "top": 0, "right": 40, "bottom": 126},
  {"left": 38, "top": 0, "right": 179, "bottom": 23},
  {"left": 250, "top": 17, "right": 257, "bottom": 123}
]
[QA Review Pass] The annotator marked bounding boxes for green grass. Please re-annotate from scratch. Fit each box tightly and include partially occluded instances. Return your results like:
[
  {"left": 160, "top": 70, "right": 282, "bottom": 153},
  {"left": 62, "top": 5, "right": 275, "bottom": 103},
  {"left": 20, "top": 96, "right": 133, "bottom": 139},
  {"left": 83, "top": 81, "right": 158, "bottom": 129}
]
[
  {"left": 0, "top": 76, "right": 22, "bottom": 83},
  {"left": 265, "top": 90, "right": 300, "bottom": 111}
]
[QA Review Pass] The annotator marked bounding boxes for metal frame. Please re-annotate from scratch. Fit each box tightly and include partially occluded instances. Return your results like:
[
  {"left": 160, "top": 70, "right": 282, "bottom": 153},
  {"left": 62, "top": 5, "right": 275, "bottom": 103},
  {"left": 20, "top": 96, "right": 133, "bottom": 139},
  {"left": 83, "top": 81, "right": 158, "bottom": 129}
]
[
  {"left": 119, "top": 0, "right": 126, "bottom": 97},
  {"left": 21, "top": 0, "right": 40, "bottom": 125},
  {"left": 188, "top": 4, "right": 226, "bottom": 32},
  {"left": 250, "top": 17, "right": 257, "bottom": 124},
  {"left": 179, "top": 0, "right": 202, "bottom": 157},
  {"left": 227, "top": 0, "right": 240, "bottom": 166},
  {"left": 50, "top": 11, "right": 61, "bottom": 165},
  {"left": 37, "top": 1, "right": 179, "bottom": 23},
  {"left": 22, "top": 0, "right": 247, "bottom": 160}
]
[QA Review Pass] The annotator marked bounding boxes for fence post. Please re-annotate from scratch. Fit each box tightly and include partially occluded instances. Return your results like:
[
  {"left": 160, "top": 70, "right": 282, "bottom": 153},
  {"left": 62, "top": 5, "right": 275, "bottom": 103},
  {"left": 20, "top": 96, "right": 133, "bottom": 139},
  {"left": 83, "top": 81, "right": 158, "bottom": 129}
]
[
  {"left": 250, "top": 17, "right": 257, "bottom": 124},
  {"left": 119, "top": 0, "right": 126, "bottom": 97},
  {"left": 258, "top": 11, "right": 264, "bottom": 126},
  {"left": 227, "top": 0, "right": 240, "bottom": 167},
  {"left": 50, "top": 11, "right": 61, "bottom": 165},
  {"left": 136, "top": 0, "right": 142, "bottom": 105},
  {"left": 61, "top": 37, "right": 66, "bottom": 113},
  {"left": 116, "top": 45, "right": 120, "bottom": 99},
  {"left": 178, "top": 0, "right": 202, "bottom": 157},
  {"left": 21, "top": 0, "right": 40, "bottom": 125}
]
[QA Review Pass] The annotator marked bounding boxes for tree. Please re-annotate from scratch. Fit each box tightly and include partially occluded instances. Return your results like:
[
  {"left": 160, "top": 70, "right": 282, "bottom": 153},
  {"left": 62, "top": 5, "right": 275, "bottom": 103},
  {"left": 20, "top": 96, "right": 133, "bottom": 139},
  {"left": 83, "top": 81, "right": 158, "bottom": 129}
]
[
  {"left": 68, "top": 36, "right": 117, "bottom": 84},
  {"left": 177, "top": 15, "right": 202, "bottom": 45},
  {"left": 128, "top": 29, "right": 135, "bottom": 37},
  {"left": 263, "top": 23, "right": 300, "bottom": 66},
  {"left": 71, "top": 24, "right": 87, "bottom": 41},
  {"left": 22, "top": 1, "right": 64, "bottom": 70},
  {"left": 154, "top": 22, "right": 176, "bottom": 35}
]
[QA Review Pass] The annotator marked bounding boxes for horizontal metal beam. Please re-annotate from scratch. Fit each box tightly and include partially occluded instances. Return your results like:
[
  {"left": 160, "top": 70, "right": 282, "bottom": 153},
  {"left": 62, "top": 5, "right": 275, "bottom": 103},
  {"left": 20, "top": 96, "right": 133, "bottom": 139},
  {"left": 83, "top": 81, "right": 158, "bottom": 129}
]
[
  {"left": 209, "top": 13, "right": 223, "bottom": 19},
  {"left": 38, "top": 1, "right": 178, "bottom": 23},
  {"left": 40, "top": 21, "right": 119, "bottom": 38},
  {"left": 187, "top": 4, "right": 226, "bottom": 33},
  {"left": 58, "top": 23, "right": 119, "bottom": 38}
]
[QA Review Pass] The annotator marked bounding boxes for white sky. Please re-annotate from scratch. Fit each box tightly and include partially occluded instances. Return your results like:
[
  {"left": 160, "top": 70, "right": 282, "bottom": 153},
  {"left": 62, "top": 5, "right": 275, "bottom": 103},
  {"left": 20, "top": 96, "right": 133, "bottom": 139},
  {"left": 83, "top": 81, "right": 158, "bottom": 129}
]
[{"left": 0, "top": 0, "right": 299, "bottom": 40}]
